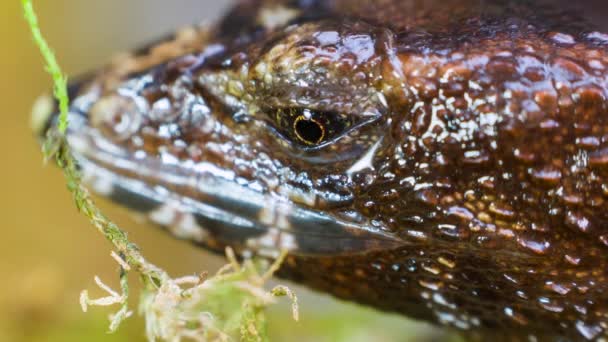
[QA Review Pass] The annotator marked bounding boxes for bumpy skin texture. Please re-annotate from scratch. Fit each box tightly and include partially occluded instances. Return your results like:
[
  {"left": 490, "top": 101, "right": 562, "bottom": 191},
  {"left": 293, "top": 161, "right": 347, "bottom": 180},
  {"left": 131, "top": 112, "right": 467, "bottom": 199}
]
[{"left": 43, "top": 0, "right": 608, "bottom": 340}]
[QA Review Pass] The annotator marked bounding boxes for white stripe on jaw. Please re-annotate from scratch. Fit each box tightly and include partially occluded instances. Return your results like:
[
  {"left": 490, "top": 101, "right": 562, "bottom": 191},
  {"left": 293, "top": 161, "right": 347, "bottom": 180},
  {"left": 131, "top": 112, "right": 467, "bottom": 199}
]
[
  {"left": 92, "top": 176, "right": 115, "bottom": 196},
  {"left": 277, "top": 184, "right": 317, "bottom": 207},
  {"left": 257, "top": 200, "right": 293, "bottom": 231},
  {"left": 149, "top": 203, "right": 177, "bottom": 226},
  {"left": 246, "top": 228, "right": 298, "bottom": 258},
  {"left": 172, "top": 212, "right": 208, "bottom": 242},
  {"left": 79, "top": 157, "right": 116, "bottom": 197},
  {"left": 149, "top": 202, "right": 208, "bottom": 243}
]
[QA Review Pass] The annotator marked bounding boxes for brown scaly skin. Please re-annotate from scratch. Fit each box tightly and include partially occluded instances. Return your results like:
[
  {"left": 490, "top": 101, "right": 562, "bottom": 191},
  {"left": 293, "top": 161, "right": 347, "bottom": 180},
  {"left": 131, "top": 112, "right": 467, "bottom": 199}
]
[{"left": 38, "top": 0, "right": 608, "bottom": 340}]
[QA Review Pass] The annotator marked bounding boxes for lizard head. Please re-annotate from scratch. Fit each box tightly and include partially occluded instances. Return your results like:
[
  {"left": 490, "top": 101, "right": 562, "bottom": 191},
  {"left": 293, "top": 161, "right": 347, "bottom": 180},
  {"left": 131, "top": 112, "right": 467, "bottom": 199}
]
[
  {"left": 34, "top": 1, "right": 608, "bottom": 338},
  {"left": 34, "top": 0, "right": 405, "bottom": 257}
]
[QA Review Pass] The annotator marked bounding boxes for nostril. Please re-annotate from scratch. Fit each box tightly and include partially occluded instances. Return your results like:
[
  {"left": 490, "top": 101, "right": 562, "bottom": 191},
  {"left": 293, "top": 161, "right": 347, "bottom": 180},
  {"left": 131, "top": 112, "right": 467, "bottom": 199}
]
[{"left": 90, "top": 94, "right": 143, "bottom": 142}]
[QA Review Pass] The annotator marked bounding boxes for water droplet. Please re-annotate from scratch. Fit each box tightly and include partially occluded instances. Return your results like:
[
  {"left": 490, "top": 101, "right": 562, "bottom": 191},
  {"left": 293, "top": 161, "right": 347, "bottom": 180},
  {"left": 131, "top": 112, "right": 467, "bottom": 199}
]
[
  {"left": 576, "top": 321, "right": 604, "bottom": 340},
  {"left": 419, "top": 279, "right": 443, "bottom": 291},
  {"left": 504, "top": 307, "right": 528, "bottom": 325},
  {"left": 406, "top": 230, "right": 429, "bottom": 241},
  {"left": 477, "top": 175, "right": 495, "bottom": 189},
  {"left": 588, "top": 59, "right": 605, "bottom": 70},
  {"left": 539, "top": 119, "right": 561, "bottom": 130},
  {"left": 518, "top": 237, "right": 550, "bottom": 255},
  {"left": 589, "top": 147, "right": 608, "bottom": 166},
  {"left": 422, "top": 264, "right": 441, "bottom": 275},
  {"left": 549, "top": 32, "right": 576, "bottom": 45},
  {"left": 489, "top": 202, "right": 515, "bottom": 219},
  {"left": 514, "top": 148, "right": 537, "bottom": 163},
  {"left": 437, "top": 256, "right": 456, "bottom": 269},
  {"left": 531, "top": 166, "right": 562, "bottom": 186},
  {"left": 432, "top": 293, "right": 456, "bottom": 309},
  {"left": 576, "top": 283, "right": 590, "bottom": 293},
  {"left": 599, "top": 235, "right": 608, "bottom": 248},
  {"left": 371, "top": 262, "right": 384, "bottom": 271},
  {"left": 577, "top": 136, "right": 601, "bottom": 149},
  {"left": 560, "top": 191, "right": 583, "bottom": 205},
  {"left": 415, "top": 189, "right": 439, "bottom": 206},
  {"left": 470, "top": 317, "right": 481, "bottom": 327},
  {"left": 447, "top": 206, "right": 474, "bottom": 221},
  {"left": 587, "top": 31, "right": 608, "bottom": 43},
  {"left": 545, "top": 281, "right": 571, "bottom": 295},
  {"left": 574, "top": 305, "right": 588, "bottom": 315},
  {"left": 564, "top": 254, "right": 582, "bottom": 266},
  {"left": 538, "top": 297, "right": 564, "bottom": 313},
  {"left": 503, "top": 274, "right": 519, "bottom": 284},
  {"left": 436, "top": 224, "right": 468, "bottom": 239},
  {"left": 463, "top": 150, "right": 490, "bottom": 164},
  {"left": 565, "top": 211, "right": 592, "bottom": 233},
  {"left": 406, "top": 259, "right": 418, "bottom": 272},
  {"left": 530, "top": 222, "right": 549, "bottom": 232}
]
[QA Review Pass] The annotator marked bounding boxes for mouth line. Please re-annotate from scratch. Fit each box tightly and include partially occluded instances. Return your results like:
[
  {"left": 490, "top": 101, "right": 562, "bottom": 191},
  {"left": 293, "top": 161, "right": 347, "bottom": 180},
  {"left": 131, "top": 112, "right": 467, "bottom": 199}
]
[{"left": 66, "top": 125, "right": 403, "bottom": 257}]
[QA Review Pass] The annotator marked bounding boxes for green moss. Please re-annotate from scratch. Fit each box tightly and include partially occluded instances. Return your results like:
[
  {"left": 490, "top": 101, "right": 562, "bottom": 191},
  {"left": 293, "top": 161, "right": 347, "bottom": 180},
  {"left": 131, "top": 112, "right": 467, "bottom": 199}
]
[{"left": 21, "top": 0, "right": 69, "bottom": 135}]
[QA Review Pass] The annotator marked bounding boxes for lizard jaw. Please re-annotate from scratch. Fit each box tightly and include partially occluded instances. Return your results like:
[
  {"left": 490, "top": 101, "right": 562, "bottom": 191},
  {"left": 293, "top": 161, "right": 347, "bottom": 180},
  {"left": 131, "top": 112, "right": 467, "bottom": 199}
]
[{"left": 66, "top": 124, "right": 402, "bottom": 257}]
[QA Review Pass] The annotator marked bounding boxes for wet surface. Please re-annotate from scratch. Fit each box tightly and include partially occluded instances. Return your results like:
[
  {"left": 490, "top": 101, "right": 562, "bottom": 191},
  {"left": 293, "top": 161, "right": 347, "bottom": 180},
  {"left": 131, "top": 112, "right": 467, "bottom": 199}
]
[{"left": 35, "top": 0, "right": 608, "bottom": 340}]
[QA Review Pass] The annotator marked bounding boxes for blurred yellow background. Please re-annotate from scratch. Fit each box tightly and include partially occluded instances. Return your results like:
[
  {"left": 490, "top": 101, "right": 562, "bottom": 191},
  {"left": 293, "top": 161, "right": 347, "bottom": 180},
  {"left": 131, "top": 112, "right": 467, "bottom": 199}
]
[{"left": 1, "top": 1, "right": 456, "bottom": 341}]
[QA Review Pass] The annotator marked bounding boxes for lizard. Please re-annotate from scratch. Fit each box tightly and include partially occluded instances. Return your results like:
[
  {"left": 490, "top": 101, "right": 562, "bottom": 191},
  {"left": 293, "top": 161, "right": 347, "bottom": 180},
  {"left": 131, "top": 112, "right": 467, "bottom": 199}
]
[{"left": 33, "top": 0, "right": 608, "bottom": 340}]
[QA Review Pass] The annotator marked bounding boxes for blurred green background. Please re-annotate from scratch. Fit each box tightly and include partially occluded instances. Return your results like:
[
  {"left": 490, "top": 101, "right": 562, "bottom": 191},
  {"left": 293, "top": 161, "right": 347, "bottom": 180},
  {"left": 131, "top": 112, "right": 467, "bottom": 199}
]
[{"left": 1, "top": 1, "right": 460, "bottom": 341}]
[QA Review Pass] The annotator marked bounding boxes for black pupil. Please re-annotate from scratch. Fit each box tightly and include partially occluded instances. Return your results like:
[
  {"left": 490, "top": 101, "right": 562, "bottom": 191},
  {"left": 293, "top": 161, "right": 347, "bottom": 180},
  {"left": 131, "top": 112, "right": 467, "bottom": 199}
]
[{"left": 295, "top": 119, "right": 324, "bottom": 144}]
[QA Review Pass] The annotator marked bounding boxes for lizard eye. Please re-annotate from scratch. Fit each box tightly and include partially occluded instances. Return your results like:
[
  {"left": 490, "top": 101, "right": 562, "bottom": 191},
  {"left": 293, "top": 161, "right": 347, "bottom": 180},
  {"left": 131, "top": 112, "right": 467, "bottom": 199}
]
[{"left": 269, "top": 107, "right": 358, "bottom": 148}]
